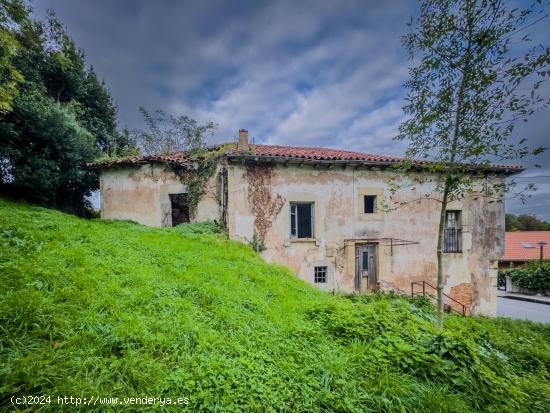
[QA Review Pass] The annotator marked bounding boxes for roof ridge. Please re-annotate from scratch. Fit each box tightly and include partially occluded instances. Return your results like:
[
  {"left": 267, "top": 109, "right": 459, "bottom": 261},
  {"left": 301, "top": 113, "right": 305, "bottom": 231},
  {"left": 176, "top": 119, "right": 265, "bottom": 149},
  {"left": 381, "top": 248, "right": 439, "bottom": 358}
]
[
  {"left": 89, "top": 141, "right": 523, "bottom": 173},
  {"left": 228, "top": 142, "right": 404, "bottom": 159}
]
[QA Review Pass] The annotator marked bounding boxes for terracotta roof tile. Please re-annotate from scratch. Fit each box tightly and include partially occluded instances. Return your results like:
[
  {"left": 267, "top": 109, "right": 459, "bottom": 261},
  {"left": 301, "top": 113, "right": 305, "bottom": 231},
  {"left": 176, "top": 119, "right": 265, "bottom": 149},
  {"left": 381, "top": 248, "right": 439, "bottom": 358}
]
[
  {"left": 501, "top": 231, "right": 550, "bottom": 261},
  {"left": 227, "top": 144, "right": 522, "bottom": 171},
  {"left": 88, "top": 142, "right": 523, "bottom": 172},
  {"left": 229, "top": 144, "right": 407, "bottom": 162}
]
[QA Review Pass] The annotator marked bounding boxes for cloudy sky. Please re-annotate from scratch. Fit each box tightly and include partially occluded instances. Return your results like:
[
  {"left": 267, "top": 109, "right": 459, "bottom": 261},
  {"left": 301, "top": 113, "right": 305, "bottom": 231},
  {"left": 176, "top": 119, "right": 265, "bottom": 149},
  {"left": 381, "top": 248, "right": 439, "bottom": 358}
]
[{"left": 32, "top": 0, "right": 550, "bottom": 220}]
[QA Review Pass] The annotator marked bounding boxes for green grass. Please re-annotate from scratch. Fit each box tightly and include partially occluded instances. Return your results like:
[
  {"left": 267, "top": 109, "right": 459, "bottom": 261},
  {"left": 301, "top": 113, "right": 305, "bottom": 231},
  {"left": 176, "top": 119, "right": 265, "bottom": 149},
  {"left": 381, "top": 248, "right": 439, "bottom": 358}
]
[{"left": 0, "top": 198, "right": 549, "bottom": 412}]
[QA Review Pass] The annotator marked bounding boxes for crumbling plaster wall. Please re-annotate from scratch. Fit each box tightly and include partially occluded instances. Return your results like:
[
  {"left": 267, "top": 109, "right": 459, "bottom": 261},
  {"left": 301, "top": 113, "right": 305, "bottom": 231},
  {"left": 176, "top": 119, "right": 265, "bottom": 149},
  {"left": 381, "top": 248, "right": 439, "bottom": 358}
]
[
  {"left": 100, "top": 163, "right": 220, "bottom": 227},
  {"left": 227, "top": 162, "right": 504, "bottom": 315}
]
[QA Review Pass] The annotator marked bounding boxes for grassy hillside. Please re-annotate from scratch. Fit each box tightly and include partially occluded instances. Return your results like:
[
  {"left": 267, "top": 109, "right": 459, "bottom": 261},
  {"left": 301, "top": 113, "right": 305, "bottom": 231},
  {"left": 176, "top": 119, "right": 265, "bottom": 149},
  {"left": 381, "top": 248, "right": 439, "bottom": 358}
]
[{"left": 1, "top": 198, "right": 549, "bottom": 412}]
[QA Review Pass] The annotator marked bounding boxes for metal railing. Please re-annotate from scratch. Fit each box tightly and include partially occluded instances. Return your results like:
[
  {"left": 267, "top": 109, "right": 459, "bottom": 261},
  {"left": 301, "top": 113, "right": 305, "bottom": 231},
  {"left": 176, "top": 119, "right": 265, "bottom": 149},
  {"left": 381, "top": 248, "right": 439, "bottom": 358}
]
[
  {"left": 411, "top": 281, "right": 467, "bottom": 316},
  {"left": 444, "top": 228, "right": 462, "bottom": 253}
]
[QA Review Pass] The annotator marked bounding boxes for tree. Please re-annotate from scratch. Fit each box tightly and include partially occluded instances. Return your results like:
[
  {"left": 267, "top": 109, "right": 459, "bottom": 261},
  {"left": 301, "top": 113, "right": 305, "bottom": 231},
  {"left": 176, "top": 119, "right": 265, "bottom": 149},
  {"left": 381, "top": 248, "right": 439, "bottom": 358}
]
[
  {"left": 396, "top": 0, "right": 549, "bottom": 329},
  {"left": 40, "top": 12, "right": 134, "bottom": 157},
  {"left": 0, "top": 0, "right": 26, "bottom": 112},
  {"left": 132, "top": 107, "right": 217, "bottom": 155},
  {"left": 506, "top": 213, "right": 550, "bottom": 231},
  {"left": 78, "top": 69, "right": 136, "bottom": 157},
  {"left": 1, "top": 5, "right": 135, "bottom": 214},
  {"left": 7, "top": 9, "right": 135, "bottom": 157},
  {"left": 1, "top": 88, "right": 97, "bottom": 214}
]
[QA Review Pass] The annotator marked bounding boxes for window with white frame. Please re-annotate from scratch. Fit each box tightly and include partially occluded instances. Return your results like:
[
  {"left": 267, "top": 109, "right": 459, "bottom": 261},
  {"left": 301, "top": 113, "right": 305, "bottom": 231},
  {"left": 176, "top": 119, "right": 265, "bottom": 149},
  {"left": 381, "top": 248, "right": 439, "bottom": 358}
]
[
  {"left": 314, "top": 266, "right": 327, "bottom": 283},
  {"left": 290, "top": 202, "right": 314, "bottom": 239}
]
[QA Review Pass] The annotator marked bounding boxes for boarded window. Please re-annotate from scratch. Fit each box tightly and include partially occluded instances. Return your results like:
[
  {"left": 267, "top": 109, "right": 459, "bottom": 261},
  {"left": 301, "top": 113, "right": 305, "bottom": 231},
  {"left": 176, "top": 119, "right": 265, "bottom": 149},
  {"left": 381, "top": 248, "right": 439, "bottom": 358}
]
[
  {"left": 314, "top": 266, "right": 327, "bottom": 283},
  {"left": 364, "top": 195, "right": 376, "bottom": 213},
  {"left": 290, "top": 202, "right": 314, "bottom": 238},
  {"left": 169, "top": 193, "right": 190, "bottom": 226}
]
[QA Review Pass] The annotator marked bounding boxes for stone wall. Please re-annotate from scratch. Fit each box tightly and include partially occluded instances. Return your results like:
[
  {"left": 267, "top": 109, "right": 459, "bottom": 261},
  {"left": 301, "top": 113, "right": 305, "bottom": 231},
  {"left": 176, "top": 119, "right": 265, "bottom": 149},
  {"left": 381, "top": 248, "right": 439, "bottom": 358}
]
[
  {"left": 226, "top": 162, "right": 504, "bottom": 315},
  {"left": 100, "top": 163, "right": 220, "bottom": 227},
  {"left": 99, "top": 160, "right": 505, "bottom": 315}
]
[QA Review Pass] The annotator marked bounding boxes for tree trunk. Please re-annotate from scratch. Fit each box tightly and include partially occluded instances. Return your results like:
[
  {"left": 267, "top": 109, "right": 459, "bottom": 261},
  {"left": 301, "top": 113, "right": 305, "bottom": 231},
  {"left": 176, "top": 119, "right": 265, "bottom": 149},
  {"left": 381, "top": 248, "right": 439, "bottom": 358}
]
[
  {"left": 436, "top": 182, "right": 450, "bottom": 330},
  {"left": 435, "top": 17, "right": 472, "bottom": 327}
]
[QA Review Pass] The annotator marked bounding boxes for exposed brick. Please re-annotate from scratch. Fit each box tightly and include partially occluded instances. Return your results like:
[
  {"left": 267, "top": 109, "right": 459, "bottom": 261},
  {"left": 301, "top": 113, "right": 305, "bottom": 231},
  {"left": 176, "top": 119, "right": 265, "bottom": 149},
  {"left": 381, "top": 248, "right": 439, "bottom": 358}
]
[{"left": 450, "top": 283, "right": 472, "bottom": 315}]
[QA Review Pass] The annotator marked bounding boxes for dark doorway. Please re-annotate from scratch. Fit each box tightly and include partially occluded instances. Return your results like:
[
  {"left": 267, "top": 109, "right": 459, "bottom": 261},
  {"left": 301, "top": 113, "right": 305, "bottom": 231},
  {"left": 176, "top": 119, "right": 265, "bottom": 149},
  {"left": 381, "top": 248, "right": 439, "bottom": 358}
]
[{"left": 169, "top": 193, "right": 190, "bottom": 226}]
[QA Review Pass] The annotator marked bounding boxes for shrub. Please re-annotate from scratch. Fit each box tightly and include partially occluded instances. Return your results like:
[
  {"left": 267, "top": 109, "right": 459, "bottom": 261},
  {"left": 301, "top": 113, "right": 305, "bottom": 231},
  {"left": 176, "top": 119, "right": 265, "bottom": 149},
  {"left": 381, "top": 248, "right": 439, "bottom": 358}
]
[
  {"left": 500, "top": 262, "right": 550, "bottom": 292},
  {"left": 169, "top": 220, "right": 222, "bottom": 235},
  {"left": 248, "top": 232, "right": 266, "bottom": 253}
]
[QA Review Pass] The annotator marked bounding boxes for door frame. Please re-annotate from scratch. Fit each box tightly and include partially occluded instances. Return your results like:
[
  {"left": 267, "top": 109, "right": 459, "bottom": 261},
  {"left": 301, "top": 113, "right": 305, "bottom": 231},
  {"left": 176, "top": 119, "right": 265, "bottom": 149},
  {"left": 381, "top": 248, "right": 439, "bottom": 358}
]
[
  {"left": 169, "top": 193, "right": 190, "bottom": 226},
  {"left": 354, "top": 243, "right": 378, "bottom": 292}
]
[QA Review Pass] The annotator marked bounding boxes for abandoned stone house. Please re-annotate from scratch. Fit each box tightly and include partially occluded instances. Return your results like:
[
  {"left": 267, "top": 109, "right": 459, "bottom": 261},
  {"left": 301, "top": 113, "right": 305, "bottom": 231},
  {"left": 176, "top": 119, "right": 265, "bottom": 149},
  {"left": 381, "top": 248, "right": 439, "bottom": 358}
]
[{"left": 92, "top": 129, "right": 522, "bottom": 316}]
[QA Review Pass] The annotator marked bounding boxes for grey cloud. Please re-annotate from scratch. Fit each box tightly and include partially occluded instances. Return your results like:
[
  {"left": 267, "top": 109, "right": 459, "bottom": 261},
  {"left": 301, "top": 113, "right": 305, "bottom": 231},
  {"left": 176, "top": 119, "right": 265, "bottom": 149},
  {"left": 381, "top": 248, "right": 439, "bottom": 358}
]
[
  {"left": 32, "top": 0, "right": 550, "bottom": 220},
  {"left": 505, "top": 110, "right": 550, "bottom": 221}
]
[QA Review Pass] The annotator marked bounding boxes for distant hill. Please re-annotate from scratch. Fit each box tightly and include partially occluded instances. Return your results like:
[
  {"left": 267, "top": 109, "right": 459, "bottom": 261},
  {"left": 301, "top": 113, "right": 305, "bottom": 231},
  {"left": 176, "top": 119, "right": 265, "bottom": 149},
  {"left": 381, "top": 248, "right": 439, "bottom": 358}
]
[
  {"left": 506, "top": 214, "right": 550, "bottom": 231},
  {"left": 1, "top": 198, "right": 549, "bottom": 411}
]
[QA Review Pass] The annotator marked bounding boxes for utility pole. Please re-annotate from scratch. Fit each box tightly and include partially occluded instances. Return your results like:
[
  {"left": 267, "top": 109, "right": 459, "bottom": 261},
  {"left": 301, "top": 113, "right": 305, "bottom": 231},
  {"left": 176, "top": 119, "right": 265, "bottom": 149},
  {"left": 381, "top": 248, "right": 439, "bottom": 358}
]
[{"left": 538, "top": 241, "right": 547, "bottom": 264}]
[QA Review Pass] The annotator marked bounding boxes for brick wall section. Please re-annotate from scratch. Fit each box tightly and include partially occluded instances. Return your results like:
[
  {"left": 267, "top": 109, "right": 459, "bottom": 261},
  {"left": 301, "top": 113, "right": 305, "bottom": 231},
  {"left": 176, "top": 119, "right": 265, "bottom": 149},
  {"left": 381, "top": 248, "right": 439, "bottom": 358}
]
[{"left": 450, "top": 283, "right": 472, "bottom": 315}]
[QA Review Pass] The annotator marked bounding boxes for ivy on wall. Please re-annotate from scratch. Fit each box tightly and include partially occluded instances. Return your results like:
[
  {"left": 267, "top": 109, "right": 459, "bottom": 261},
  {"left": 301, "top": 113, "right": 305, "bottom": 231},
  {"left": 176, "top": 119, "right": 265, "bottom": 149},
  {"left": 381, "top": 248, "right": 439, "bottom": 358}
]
[
  {"left": 168, "top": 146, "right": 227, "bottom": 220},
  {"left": 245, "top": 163, "right": 285, "bottom": 245}
]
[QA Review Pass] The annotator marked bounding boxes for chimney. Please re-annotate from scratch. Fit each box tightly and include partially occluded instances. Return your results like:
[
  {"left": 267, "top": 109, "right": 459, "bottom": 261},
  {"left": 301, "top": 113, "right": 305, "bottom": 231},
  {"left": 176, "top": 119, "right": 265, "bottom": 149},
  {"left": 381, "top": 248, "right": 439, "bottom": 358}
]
[{"left": 238, "top": 128, "right": 249, "bottom": 151}]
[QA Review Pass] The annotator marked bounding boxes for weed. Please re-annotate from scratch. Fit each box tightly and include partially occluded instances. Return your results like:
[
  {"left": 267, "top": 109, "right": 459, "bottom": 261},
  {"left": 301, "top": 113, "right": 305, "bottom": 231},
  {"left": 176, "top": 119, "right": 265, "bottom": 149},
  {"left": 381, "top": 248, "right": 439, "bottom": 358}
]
[{"left": 0, "top": 198, "right": 549, "bottom": 412}]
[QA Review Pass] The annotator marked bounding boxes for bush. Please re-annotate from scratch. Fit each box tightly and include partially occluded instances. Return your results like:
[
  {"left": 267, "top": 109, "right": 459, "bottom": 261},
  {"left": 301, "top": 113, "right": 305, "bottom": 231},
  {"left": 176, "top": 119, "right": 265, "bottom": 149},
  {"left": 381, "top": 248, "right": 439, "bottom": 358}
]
[
  {"left": 248, "top": 232, "right": 266, "bottom": 253},
  {"left": 169, "top": 220, "right": 222, "bottom": 235},
  {"left": 1, "top": 89, "right": 98, "bottom": 215},
  {"left": 499, "top": 262, "right": 550, "bottom": 292}
]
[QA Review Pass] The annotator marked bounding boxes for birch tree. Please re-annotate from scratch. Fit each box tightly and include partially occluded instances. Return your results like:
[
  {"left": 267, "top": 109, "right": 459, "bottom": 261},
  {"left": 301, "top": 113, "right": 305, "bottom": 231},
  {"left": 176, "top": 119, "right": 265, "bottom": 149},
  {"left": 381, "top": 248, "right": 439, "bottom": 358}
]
[{"left": 396, "top": 0, "right": 549, "bottom": 329}]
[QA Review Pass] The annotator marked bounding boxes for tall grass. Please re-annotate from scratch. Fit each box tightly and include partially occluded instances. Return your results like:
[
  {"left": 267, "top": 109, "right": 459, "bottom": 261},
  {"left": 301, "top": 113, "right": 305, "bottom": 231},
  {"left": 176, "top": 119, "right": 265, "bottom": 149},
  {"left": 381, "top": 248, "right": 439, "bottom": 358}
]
[{"left": 1, "top": 198, "right": 549, "bottom": 412}]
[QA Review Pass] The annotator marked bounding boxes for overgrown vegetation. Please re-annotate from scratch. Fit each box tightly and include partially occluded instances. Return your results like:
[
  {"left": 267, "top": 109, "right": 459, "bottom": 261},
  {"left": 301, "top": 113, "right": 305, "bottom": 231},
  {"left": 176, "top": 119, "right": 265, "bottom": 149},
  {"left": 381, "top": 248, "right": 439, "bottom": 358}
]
[
  {"left": 131, "top": 108, "right": 217, "bottom": 156},
  {"left": 248, "top": 232, "right": 267, "bottom": 253},
  {"left": 130, "top": 107, "right": 221, "bottom": 218},
  {"left": 499, "top": 262, "right": 550, "bottom": 292},
  {"left": 170, "top": 219, "right": 222, "bottom": 235},
  {"left": 1, "top": 198, "right": 549, "bottom": 412},
  {"left": 0, "top": 0, "right": 25, "bottom": 112},
  {"left": 506, "top": 214, "right": 550, "bottom": 232},
  {"left": 0, "top": 1, "right": 136, "bottom": 215},
  {"left": 170, "top": 153, "right": 219, "bottom": 220}
]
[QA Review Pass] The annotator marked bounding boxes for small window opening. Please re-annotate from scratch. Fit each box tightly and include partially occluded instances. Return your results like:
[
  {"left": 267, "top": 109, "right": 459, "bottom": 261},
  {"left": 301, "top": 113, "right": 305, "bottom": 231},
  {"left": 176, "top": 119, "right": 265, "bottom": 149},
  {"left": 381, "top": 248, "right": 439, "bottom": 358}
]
[
  {"left": 314, "top": 266, "right": 327, "bottom": 283},
  {"left": 362, "top": 251, "right": 369, "bottom": 270},
  {"left": 169, "top": 193, "right": 190, "bottom": 226},
  {"left": 364, "top": 195, "right": 376, "bottom": 213},
  {"left": 444, "top": 210, "right": 462, "bottom": 253},
  {"left": 290, "top": 202, "right": 314, "bottom": 238}
]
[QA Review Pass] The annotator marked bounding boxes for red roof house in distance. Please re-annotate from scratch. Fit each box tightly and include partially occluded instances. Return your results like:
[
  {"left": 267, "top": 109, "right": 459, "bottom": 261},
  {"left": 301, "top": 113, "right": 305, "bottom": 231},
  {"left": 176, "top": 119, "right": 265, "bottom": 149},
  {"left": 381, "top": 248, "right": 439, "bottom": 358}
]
[{"left": 500, "top": 231, "right": 550, "bottom": 268}]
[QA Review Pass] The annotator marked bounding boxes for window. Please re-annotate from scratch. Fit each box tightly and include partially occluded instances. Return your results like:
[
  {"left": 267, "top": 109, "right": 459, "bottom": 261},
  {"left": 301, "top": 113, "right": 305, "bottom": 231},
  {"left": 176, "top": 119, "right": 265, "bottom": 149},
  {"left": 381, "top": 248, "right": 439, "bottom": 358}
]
[
  {"left": 314, "top": 266, "right": 327, "bottom": 283},
  {"left": 362, "top": 251, "right": 369, "bottom": 271},
  {"left": 290, "top": 202, "right": 314, "bottom": 239},
  {"left": 444, "top": 211, "right": 462, "bottom": 253},
  {"left": 364, "top": 195, "right": 376, "bottom": 213}
]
